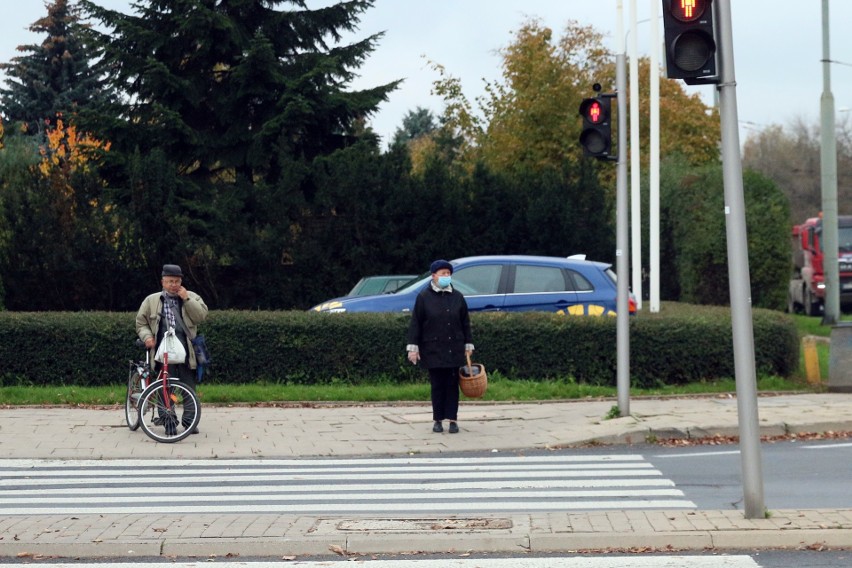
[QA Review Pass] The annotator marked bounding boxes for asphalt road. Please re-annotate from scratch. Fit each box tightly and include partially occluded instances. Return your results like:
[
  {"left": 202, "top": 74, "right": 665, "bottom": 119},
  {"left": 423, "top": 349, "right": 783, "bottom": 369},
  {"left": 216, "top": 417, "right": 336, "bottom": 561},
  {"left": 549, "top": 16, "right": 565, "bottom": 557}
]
[{"left": 645, "top": 439, "right": 852, "bottom": 510}]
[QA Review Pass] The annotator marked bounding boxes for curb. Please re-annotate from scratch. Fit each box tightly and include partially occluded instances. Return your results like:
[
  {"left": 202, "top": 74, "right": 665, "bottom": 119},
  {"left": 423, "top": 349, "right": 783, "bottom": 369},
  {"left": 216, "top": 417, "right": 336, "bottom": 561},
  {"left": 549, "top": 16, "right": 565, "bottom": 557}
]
[
  {"left": 4, "top": 510, "right": 852, "bottom": 558},
  {"left": 585, "top": 422, "right": 852, "bottom": 446},
  {"left": 6, "top": 529, "right": 852, "bottom": 558}
]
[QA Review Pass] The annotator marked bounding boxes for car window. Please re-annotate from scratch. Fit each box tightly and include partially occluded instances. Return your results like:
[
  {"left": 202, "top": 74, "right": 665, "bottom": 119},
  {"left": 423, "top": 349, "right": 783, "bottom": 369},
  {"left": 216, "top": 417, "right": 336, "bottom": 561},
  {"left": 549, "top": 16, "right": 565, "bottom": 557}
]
[
  {"left": 384, "top": 278, "right": 413, "bottom": 293},
  {"left": 453, "top": 265, "right": 502, "bottom": 295},
  {"left": 513, "top": 265, "right": 567, "bottom": 293},
  {"left": 357, "top": 279, "right": 386, "bottom": 295},
  {"left": 395, "top": 273, "right": 431, "bottom": 294},
  {"left": 568, "top": 269, "right": 594, "bottom": 292}
]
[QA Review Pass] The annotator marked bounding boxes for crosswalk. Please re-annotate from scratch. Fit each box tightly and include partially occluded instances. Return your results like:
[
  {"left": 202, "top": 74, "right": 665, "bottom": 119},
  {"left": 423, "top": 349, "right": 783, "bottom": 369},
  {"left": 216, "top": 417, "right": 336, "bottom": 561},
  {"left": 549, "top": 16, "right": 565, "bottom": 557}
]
[{"left": 0, "top": 454, "right": 695, "bottom": 516}]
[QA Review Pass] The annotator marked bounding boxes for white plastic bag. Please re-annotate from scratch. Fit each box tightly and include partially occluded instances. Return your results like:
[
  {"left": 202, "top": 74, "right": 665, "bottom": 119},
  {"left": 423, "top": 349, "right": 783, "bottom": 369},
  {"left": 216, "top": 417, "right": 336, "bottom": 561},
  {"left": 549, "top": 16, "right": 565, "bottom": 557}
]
[{"left": 154, "top": 328, "right": 187, "bottom": 364}]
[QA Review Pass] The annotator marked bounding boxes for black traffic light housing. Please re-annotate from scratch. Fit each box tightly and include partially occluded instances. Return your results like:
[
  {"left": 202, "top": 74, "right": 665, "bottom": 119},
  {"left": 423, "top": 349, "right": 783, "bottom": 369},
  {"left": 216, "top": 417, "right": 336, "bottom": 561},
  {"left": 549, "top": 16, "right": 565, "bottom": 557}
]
[
  {"left": 578, "top": 95, "right": 613, "bottom": 160},
  {"left": 661, "top": 0, "right": 719, "bottom": 84}
]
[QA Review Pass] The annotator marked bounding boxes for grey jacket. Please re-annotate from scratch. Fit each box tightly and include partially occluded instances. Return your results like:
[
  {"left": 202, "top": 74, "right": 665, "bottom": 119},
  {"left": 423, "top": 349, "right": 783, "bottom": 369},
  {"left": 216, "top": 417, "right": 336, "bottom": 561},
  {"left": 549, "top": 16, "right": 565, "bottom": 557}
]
[{"left": 136, "top": 291, "right": 208, "bottom": 369}]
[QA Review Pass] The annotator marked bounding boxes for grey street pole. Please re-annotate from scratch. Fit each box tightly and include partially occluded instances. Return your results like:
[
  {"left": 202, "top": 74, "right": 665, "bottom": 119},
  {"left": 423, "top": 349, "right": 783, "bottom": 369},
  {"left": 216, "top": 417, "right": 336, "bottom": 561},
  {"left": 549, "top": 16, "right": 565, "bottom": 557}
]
[
  {"left": 649, "top": 0, "right": 661, "bottom": 314},
  {"left": 628, "top": 0, "right": 642, "bottom": 312},
  {"left": 616, "top": 50, "right": 630, "bottom": 416},
  {"left": 715, "top": 0, "right": 765, "bottom": 519},
  {"left": 820, "top": 0, "right": 840, "bottom": 325}
]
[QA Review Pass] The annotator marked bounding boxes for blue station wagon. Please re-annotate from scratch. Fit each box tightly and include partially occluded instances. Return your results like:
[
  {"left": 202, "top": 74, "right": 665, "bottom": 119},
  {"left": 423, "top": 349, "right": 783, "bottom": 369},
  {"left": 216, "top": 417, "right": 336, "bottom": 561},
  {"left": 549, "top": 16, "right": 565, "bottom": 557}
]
[{"left": 311, "top": 255, "right": 635, "bottom": 316}]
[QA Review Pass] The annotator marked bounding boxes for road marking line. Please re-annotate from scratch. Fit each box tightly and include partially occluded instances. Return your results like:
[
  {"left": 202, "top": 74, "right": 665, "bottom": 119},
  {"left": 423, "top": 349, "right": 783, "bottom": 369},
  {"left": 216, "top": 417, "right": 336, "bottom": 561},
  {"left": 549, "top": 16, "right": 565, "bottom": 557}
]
[
  {"left": 0, "top": 559, "right": 760, "bottom": 568},
  {"left": 0, "top": 469, "right": 665, "bottom": 486},
  {"left": 653, "top": 450, "right": 740, "bottom": 458},
  {"left": 0, "top": 462, "right": 656, "bottom": 477},
  {"left": 0, "top": 478, "right": 677, "bottom": 495},
  {"left": 0, "top": 488, "right": 687, "bottom": 505},
  {"left": 0, "top": 455, "right": 646, "bottom": 468},
  {"left": 0, "top": 499, "right": 697, "bottom": 515}
]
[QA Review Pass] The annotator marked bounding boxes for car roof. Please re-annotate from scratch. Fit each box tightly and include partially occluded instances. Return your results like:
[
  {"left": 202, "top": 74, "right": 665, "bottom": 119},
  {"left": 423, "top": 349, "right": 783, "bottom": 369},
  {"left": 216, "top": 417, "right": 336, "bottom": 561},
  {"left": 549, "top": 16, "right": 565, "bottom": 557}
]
[{"left": 451, "top": 254, "right": 611, "bottom": 269}]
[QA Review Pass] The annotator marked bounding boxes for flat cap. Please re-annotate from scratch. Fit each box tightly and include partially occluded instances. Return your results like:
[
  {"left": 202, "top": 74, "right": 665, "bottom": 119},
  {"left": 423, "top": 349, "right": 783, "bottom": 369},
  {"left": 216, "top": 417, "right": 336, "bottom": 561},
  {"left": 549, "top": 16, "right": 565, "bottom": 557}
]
[{"left": 162, "top": 264, "right": 183, "bottom": 277}]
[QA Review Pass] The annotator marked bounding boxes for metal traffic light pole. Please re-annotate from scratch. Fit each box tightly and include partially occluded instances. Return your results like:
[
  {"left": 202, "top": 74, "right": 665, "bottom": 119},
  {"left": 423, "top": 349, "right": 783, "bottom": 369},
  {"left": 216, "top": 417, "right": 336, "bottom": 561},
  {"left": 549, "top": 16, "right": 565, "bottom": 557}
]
[
  {"left": 714, "top": 0, "right": 765, "bottom": 519},
  {"left": 577, "top": 2, "right": 630, "bottom": 416},
  {"left": 615, "top": 2, "right": 630, "bottom": 417},
  {"left": 659, "top": 0, "right": 764, "bottom": 519},
  {"left": 577, "top": 81, "right": 628, "bottom": 415}
]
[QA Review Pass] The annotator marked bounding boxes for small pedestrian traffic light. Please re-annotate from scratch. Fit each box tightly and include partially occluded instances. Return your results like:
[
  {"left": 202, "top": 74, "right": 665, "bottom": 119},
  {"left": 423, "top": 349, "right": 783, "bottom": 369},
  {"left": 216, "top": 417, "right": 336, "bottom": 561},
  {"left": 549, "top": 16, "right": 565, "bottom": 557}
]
[
  {"left": 662, "top": 0, "right": 718, "bottom": 83},
  {"left": 578, "top": 96, "right": 612, "bottom": 159}
]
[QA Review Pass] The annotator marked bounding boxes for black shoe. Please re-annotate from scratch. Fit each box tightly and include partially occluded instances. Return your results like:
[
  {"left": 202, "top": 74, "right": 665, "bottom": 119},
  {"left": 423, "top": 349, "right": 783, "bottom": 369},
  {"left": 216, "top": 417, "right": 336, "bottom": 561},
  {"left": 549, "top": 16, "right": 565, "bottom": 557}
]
[
  {"left": 432, "top": 421, "right": 443, "bottom": 433},
  {"left": 448, "top": 422, "right": 459, "bottom": 434},
  {"left": 191, "top": 427, "right": 200, "bottom": 434}
]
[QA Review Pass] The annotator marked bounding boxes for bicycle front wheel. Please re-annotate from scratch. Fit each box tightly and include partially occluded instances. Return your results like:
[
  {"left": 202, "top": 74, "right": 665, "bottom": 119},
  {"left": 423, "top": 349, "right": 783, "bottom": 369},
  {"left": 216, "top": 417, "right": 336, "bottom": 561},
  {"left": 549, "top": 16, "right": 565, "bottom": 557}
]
[
  {"left": 125, "top": 371, "right": 144, "bottom": 430},
  {"left": 137, "top": 380, "right": 201, "bottom": 443}
]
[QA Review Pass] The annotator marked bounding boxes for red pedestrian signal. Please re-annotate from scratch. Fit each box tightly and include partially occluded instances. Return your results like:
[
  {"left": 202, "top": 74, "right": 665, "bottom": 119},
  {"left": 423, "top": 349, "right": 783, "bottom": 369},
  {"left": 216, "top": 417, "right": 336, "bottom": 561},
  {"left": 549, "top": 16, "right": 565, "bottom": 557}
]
[
  {"left": 586, "top": 101, "right": 602, "bottom": 123},
  {"left": 662, "top": 0, "right": 718, "bottom": 83},
  {"left": 671, "top": 0, "right": 704, "bottom": 22},
  {"left": 578, "top": 96, "right": 612, "bottom": 159}
]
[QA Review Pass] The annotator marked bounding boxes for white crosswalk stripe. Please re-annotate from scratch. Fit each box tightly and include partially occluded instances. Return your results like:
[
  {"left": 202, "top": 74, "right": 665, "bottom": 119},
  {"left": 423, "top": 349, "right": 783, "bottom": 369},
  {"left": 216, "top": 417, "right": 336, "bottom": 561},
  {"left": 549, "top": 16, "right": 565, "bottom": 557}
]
[
  {"left": 0, "top": 559, "right": 763, "bottom": 567},
  {"left": 0, "top": 454, "right": 695, "bottom": 515}
]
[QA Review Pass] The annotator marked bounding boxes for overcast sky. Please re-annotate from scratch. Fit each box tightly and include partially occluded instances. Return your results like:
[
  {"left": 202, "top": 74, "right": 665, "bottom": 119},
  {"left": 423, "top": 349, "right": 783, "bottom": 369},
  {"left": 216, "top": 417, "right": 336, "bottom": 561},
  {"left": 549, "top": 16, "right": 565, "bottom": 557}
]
[{"left": 2, "top": 1, "right": 851, "bottom": 148}]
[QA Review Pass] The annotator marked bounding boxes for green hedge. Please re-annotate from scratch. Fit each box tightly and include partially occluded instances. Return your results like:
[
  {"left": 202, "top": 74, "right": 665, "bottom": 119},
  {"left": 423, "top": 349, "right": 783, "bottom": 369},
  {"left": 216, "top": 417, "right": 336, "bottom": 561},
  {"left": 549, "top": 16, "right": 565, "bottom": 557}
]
[{"left": 0, "top": 305, "right": 798, "bottom": 388}]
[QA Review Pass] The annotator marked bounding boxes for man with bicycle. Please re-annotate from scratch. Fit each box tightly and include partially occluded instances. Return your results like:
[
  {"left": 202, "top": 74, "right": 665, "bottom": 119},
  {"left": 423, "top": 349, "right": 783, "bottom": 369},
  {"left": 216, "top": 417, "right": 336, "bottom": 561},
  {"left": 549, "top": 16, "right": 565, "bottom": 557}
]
[{"left": 135, "top": 264, "right": 208, "bottom": 434}]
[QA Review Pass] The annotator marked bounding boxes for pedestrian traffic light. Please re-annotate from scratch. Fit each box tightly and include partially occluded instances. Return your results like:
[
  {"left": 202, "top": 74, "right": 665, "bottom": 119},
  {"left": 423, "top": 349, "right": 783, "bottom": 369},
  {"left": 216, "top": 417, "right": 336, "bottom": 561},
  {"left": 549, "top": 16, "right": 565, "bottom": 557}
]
[
  {"left": 662, "top": 0, "right": 718, "bottom": 83},
  {"left": 578, "top": 96, "right": 612, "bottom": 159}
]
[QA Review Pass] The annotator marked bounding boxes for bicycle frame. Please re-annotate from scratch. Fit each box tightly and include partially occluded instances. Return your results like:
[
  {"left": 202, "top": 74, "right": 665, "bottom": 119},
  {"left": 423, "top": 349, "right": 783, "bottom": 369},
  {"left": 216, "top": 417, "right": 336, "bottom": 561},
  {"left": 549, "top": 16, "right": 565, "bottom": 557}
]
[
  {"left": 143, "top": 348, "right": 174, "bottom": 411},
  {"left": 130, "top": 345, "right": 156, "bottom": 392},
  {"left": 129, "top": 345, "right": 172, "bottom": 412},
  {"left": 160, "top": 352, "right": 173, "bottom": 411}
]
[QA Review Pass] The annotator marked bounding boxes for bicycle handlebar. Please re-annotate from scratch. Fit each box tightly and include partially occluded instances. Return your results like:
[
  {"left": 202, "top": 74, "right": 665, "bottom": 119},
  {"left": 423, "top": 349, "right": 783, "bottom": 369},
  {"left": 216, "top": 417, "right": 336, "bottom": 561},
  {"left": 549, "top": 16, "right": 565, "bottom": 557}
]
[{"left": 134, "top": 337, "right": 152, "bottom": 368}]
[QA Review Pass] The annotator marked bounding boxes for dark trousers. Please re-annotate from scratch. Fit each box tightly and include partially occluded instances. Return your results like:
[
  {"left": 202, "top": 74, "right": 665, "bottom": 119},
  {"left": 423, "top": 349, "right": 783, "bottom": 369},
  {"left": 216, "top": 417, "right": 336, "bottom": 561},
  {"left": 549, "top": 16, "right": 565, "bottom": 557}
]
[{"left": 429, "top": 367, "right": 459, "bottom": 422}]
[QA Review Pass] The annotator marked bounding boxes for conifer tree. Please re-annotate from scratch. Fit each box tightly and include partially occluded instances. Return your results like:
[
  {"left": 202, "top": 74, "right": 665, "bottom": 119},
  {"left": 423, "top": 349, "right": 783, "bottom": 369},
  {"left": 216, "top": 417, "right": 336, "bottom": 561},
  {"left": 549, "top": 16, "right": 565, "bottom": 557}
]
[
  {"left": 76, "top": 0, "right": 398, "bottom": 304},
  {"left": 0, "top": 0, "right": 106, "bottom": 133},
  {"left": 79, "top": 0, "right": 398, "bottom": 185}
]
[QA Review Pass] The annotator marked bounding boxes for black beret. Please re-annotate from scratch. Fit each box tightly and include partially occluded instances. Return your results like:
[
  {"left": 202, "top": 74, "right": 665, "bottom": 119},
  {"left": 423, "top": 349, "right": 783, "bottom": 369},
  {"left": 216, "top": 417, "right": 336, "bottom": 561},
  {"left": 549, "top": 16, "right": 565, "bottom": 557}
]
[{"left": 429, "top": 259, "right": 453, "bottom": 274}]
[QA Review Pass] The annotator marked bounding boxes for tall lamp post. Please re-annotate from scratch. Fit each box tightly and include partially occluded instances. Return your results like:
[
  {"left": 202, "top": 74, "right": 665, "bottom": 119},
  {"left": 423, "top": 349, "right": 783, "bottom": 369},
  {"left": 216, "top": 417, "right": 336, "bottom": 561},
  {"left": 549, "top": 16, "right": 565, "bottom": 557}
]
[{"left": 820, "top": 0, "right": 841, "bottom": 326}]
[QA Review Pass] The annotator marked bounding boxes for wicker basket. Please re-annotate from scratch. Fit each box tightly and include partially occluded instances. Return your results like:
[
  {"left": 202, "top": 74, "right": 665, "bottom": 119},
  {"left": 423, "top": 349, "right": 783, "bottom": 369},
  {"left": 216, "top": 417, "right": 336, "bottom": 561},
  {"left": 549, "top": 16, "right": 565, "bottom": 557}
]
[{"left": 459, "top": 352, "right": 487, "bottom": 398}]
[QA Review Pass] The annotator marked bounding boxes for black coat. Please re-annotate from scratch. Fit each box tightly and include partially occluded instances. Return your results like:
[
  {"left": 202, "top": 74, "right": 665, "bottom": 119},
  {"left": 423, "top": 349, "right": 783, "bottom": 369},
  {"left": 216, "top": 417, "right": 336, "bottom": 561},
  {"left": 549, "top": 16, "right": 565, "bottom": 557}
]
[{"left": 407, "top": 286, "right": 473, "bottom": 369}]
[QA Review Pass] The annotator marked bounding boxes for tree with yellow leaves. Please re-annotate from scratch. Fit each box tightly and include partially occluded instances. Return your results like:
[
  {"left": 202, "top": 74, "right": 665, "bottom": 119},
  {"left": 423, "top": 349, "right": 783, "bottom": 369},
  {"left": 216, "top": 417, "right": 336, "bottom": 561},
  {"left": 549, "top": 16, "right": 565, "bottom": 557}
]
[
  {"left": 37, "top": 115, "right": 110, "bottom": 181},
  {"left": 428, "top": 19, "right": 720, "bottom": 175},
  {"left": 0, "top": 113, "right": 116, "bottom": 309}
]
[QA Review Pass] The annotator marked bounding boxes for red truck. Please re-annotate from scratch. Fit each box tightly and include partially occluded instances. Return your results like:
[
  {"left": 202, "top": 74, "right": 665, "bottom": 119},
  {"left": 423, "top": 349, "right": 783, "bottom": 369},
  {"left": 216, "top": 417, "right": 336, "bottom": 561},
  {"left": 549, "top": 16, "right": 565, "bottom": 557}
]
[{"left": 788, "top": 214, "right": 852, "bottom": 316}]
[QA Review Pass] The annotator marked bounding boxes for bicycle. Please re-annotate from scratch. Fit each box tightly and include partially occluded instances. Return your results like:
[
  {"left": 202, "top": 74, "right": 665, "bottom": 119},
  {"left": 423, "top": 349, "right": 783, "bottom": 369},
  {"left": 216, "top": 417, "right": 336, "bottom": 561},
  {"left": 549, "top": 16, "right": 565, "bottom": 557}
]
[{"left": 125, "top": 338, "right": 201, "bottom": 443}]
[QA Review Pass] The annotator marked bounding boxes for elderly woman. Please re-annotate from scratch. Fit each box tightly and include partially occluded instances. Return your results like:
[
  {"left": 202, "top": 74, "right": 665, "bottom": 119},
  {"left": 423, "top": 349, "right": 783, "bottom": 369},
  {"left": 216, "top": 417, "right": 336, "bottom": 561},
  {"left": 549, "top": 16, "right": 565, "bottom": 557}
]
[{"left": 406, "top": 259, "right": 474, "bottom": 434}]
